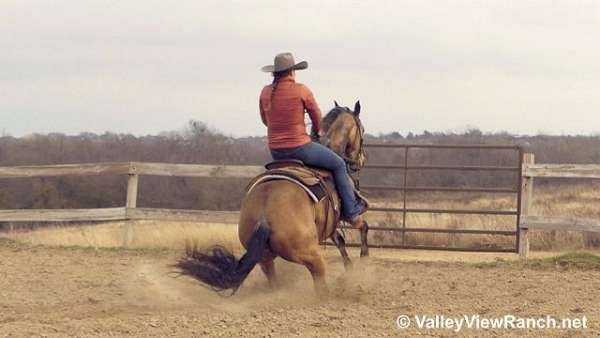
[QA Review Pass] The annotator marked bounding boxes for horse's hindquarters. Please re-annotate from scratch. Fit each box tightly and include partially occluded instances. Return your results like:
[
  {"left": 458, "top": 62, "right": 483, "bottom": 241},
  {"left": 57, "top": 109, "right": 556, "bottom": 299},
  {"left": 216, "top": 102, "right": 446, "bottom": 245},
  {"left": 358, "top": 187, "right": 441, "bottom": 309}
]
[{"left": 238, "top": 180, "right": 320, "bottom": 261}]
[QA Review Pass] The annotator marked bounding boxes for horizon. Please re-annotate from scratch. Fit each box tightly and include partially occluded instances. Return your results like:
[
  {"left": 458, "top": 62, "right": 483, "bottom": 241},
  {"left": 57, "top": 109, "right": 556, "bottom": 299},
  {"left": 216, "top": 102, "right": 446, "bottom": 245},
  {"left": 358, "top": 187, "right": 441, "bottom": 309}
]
[{"left": 4, "top": 120, "right": 600, "bottom": 139}]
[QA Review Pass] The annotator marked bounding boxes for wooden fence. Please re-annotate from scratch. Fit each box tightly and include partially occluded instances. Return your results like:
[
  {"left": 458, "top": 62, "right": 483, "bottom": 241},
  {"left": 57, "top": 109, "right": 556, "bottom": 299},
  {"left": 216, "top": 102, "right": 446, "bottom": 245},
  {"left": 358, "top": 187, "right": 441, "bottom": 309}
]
[
  {"left": 0, "top": 162, "right": 261, "bottom": 224},
  {"left": 1, "top": 156, "right": 600, "bottom": 258},
  {"left": 519, "top": 154, "right": 600, "bottom": 259}
]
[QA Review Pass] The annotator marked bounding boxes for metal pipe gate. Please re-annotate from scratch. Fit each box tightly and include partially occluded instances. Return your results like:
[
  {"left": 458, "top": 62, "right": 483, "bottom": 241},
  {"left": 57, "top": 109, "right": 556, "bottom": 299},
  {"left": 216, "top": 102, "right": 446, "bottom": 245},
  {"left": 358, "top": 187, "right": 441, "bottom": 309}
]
[{"left": 338, "top": 144, "right": 523, "bottom": 253}]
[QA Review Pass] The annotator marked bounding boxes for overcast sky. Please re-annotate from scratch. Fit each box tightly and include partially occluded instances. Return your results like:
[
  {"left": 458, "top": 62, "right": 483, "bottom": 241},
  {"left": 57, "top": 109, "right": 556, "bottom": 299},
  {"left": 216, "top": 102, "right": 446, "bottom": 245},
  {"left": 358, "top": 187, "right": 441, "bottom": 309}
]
[{"left": 1, "top": 0, "right": 599, "bottom": 137}]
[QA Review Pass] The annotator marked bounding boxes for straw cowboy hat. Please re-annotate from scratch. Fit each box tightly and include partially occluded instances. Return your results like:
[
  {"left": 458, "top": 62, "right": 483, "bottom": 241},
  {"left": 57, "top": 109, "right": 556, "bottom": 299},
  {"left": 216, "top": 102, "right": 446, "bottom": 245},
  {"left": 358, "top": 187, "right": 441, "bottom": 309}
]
[{"left": 261, "top": 52, "right": 308, "bottom": 73}]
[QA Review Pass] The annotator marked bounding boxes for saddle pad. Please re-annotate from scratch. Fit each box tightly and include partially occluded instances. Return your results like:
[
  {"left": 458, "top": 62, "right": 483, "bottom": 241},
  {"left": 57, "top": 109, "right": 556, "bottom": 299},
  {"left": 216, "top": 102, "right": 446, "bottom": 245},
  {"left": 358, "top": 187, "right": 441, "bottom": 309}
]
[
  {"left": 307, "top": 184, "right": 327, "bottom": 201},
  {"left": 246, "top": 175, "right": 326, "bottom": 203}
]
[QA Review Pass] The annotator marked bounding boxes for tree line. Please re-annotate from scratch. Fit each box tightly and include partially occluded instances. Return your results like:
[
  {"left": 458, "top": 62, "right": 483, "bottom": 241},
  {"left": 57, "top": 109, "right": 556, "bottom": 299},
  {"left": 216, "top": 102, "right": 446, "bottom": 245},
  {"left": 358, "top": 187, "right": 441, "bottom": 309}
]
[{"left": 1, "top": 121, "right": 600, "bottom": 212}]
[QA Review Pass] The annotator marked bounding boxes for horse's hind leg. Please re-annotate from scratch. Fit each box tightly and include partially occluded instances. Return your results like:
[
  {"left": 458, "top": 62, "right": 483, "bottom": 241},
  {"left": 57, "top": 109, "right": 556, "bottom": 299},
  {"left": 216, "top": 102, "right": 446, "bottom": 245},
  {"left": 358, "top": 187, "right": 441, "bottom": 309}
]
[
  {"left": 332, "top": 230, "right": 352, "bottom": 270},
  {"left": 298, "top": 248, "right": 328, "bottom": 297},
  {"left": 259, "top": 258, "right": 278, "bottom": 290}
]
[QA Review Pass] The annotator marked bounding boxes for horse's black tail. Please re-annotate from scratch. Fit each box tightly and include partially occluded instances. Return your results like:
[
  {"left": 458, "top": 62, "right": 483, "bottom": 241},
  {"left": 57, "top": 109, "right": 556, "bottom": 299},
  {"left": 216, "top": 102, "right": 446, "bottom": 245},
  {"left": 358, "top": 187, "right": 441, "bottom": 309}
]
[{"left": 176, "top": 222, "right": 271, "bottom": 294}]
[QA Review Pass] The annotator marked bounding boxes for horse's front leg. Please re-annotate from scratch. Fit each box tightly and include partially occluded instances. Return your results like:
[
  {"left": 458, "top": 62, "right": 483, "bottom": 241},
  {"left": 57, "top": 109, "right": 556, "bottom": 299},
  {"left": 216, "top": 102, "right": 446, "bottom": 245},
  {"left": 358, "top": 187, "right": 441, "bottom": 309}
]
[
  {"left": 357, "top": 218, "right": 369, "bottom": 257},
  {"left": 332, "top": 230, "right": 352, "bottom": 270},
  {"left": 360, "top": 221, "right": 369, "bottom": 257},
  {"left": 347, "top": 216, "right": 369, "bottom": 257}
]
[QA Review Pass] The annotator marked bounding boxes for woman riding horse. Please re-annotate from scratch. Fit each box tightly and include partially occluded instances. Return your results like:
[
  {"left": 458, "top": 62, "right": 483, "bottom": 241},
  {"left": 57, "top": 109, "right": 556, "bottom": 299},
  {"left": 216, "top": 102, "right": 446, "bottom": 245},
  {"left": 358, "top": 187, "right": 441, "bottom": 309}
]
[
  {"left": 176, "top": 53, "right": 369, "bottom": 295},
  {"left": 260, "top": 52, "right": 367, "bottom": 223}
]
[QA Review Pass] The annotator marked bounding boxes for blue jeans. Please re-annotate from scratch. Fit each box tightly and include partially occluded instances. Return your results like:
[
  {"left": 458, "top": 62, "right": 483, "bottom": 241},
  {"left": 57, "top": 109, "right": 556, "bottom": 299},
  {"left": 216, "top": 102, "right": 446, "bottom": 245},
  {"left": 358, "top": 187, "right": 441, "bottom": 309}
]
[{"left": 270, "top": 142, "right": 362, "bottom": 220}]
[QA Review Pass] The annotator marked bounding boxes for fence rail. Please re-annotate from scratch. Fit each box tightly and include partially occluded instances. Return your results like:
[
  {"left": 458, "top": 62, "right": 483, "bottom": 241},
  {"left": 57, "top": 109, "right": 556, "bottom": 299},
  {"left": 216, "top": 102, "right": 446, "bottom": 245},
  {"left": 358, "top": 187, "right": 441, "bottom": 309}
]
[
  {"left": 0, "top": 162, "right": 265, "bottom": 179},
  {"left": 0, "top": 207, "right": 128, "bottom": 222},
  {"left": 2, "top": 153, "right": 600, "bottom": 256},
  {"left": 0, "top": 208, "right": 240, "bottom": 224},
  {"left": 0, "top": 163, "right": 129, "bottom": 178},
  {"left": 525, "top": 164, "right": 600, "bottom": 179},
  {"left": 523, "top": 215, "right": 600, "bottom": 232}
]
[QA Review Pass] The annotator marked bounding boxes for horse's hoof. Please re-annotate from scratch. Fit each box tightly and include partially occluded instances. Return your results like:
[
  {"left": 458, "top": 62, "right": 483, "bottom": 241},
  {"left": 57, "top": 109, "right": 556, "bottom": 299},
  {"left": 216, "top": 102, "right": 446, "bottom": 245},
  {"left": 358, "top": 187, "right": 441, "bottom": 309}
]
[
  {"left": 343, "top": 259, "right": 354, "bottom": 271},
  {"left": 360, "top": 248, "right": 369, "bottom": 258}
]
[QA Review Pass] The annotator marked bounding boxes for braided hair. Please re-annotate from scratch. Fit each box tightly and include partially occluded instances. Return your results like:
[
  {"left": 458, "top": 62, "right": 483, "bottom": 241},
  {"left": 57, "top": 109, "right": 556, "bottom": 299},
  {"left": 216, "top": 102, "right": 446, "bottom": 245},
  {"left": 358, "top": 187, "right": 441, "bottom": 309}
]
[{"left": 271, "top": 69, "right": 292, "bottom": 99}]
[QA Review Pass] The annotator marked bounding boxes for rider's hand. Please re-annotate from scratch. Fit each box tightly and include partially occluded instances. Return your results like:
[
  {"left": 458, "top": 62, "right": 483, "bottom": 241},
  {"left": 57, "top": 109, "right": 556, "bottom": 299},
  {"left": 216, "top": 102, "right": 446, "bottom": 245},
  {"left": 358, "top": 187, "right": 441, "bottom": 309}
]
[{"left": 310, "top": 129, "right": 320, "bottom": 142}]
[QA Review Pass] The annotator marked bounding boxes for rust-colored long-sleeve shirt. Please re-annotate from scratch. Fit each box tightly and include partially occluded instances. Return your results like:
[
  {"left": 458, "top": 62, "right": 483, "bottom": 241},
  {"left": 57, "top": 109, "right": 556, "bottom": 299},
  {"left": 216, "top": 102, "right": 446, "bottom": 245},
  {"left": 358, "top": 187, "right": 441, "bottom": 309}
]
[{"left": 259, "top": 76, "right": 323, "bottom": 149}]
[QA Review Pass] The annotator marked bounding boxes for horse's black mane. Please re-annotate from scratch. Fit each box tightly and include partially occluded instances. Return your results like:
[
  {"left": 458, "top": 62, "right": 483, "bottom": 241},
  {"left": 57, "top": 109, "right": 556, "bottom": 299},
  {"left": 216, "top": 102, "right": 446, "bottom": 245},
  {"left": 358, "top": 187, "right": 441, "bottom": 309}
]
[{"left": 322, "top": 106, "right": 352, "bottom": 130}]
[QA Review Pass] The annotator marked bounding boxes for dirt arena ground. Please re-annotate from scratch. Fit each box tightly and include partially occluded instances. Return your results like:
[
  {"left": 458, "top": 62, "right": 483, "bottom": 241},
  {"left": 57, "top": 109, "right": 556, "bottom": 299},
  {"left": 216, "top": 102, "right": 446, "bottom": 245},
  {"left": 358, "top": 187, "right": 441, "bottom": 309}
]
[{"left": 1, "top": 237, "right": 598, "bottom": 338}]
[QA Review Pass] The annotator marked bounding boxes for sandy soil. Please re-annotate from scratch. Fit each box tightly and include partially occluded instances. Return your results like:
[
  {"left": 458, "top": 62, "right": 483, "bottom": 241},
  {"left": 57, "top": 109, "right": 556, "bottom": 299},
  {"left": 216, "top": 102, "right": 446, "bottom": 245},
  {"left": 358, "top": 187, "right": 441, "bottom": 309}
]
[{"left": 0, "top": 239, "right": 598, "bottom": 338}]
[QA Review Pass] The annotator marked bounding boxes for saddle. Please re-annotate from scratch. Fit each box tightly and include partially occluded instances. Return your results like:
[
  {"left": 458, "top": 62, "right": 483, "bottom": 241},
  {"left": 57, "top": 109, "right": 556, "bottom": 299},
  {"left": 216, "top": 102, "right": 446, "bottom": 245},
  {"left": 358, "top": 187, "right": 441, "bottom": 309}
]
[
  {"left": 246, "top": 160, "right": 341, "bottom": 235},
  {"left": 247, "top": 160, "right": 336, "bottom": 203}
]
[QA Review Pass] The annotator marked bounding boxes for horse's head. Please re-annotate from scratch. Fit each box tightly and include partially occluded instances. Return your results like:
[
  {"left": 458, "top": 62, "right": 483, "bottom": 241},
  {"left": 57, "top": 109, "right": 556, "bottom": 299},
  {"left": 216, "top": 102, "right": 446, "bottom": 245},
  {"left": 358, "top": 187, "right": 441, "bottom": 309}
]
[{"left": 320, "top": 100, "right": 365, "bottom": 172}]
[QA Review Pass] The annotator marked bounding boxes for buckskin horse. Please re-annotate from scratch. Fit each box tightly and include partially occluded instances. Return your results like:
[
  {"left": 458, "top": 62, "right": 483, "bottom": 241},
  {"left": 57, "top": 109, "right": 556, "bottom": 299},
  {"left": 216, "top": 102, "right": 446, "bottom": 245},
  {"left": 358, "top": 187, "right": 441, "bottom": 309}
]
[{"left": 177, "top": 101, "right": 369, "bottom": 296}]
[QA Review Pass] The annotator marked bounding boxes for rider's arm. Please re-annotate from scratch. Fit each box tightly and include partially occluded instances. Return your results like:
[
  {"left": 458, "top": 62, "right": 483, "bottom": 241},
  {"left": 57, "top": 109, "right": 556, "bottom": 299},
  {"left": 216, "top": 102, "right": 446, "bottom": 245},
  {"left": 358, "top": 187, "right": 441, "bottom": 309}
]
[
  {"left": 259, "top": 87, "right": 269, "bottom": 126},
  {"left": 300, "top": 85, "right": 322, "bottom": 134}
]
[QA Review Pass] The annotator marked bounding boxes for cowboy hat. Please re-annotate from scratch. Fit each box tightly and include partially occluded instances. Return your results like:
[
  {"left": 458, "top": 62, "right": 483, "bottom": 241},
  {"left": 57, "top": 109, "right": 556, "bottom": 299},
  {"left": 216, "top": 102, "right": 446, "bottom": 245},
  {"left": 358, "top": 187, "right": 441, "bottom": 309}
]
[{"left": 261, "top": 52, "right": 308, "bottom": 73}]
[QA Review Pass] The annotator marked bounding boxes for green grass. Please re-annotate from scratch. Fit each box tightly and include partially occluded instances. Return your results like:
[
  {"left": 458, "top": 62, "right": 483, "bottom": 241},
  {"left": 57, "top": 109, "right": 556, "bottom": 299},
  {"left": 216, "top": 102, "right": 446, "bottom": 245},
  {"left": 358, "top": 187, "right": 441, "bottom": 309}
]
[
  {"left": 469, "top": 252, "right": 600, "bottom": 270},
  {"left": 529, "top": 252, "right": 600, "bottom": 269},
  {"left": 0, "top": 236, "right": 22, "bottom": 247}
]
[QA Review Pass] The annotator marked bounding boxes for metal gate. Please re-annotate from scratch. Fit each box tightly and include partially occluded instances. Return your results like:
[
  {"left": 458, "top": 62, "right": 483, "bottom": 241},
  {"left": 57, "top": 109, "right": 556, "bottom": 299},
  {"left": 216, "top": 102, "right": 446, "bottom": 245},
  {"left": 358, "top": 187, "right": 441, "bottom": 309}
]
[{"left": 339, "top": 144, "right": 523, "bottom": 253}]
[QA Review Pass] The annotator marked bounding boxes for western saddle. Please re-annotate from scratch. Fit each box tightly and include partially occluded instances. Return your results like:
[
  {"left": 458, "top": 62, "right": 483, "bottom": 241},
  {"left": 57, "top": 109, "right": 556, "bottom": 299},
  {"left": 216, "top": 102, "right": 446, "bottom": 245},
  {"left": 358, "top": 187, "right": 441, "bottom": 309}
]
[{"left": 246, "top": 159, "right": 342, "bottom": 231}]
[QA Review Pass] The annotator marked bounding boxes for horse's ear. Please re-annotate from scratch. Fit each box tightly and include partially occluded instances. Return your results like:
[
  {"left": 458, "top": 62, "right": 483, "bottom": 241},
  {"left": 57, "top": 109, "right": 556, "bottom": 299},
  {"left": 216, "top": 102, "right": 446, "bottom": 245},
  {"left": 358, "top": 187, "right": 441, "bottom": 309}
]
[
  {"left": 334, "top": 100, "right": 340, "bottom": 107},
  {"left": 354, "top": 100, "right": 361, "bottom": 116}
]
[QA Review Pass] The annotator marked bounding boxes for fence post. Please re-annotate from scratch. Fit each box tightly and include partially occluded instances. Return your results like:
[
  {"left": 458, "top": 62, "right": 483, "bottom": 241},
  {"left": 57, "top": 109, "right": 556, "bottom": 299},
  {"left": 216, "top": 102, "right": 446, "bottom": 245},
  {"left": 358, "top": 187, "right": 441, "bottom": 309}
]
[
  {"left": 123, "top": 164, "right": 139, "bottom": 247},
  {"left": 126, "top": 173, "right": 139, "bottom": 209},
  {"left": 519, "top": 153, "right": 534, "bottom": 260}
]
